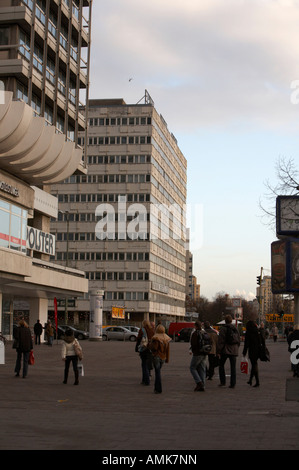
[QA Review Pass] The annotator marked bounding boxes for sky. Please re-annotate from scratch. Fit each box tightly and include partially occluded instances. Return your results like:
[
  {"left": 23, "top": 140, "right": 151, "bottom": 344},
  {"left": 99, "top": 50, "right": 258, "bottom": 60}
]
[{"left": 88, "top": 0, "right": 299, "bottom": 301}]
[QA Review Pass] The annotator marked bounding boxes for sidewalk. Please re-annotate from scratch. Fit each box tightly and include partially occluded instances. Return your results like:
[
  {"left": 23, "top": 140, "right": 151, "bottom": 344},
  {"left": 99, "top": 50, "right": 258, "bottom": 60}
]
[{"left": 0, "top": 337, "right": 298, "bottom": 450}]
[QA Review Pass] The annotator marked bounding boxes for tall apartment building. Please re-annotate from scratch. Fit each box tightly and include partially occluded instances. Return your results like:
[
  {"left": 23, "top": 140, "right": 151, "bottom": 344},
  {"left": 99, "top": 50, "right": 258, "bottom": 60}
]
[
  {"left": 50, "top": 93, "right": 188, "bottom": 325},
  {"left": 0, "top": 0, "right": 92, "bottom": 336}
]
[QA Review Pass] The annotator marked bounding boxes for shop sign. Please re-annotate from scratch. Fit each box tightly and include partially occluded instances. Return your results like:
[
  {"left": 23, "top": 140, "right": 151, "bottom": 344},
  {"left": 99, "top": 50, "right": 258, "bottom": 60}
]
[
  {"left": 266, "top": 314, "right": 294, "bottom": 323},
  {"left": 112, "top": 307, "right": 125, "bottom": 319},
  {"left": 0, "top": 180, "right": 19, "bottom": 197},
  {"left": 27, "top": 226, "right": 56, "bottom": 255}
]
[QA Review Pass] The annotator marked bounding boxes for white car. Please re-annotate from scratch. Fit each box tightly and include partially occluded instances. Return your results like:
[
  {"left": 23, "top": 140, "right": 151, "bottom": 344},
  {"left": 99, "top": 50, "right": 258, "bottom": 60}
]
[
  {"left": 123, "top": 325, "right": 140, "bottom": 333},
  {"left": 102, "top": 326, "right": 138, "bottom": 341}
]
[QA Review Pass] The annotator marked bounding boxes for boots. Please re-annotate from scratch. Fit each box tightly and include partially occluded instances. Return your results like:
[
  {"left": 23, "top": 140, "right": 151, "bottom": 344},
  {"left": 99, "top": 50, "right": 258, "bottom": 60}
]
[
  {"left": 74, "top": 370, "right": 79, "bottom": 385},
  {"left": 63, "top": 370, "right": 68, "bottom": 384}
]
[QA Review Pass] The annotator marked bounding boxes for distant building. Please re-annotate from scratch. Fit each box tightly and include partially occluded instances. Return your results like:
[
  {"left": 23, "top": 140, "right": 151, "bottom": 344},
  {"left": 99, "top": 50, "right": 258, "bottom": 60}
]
[{"left": 50, "top": 93, "right": 188, "bottom": 324}]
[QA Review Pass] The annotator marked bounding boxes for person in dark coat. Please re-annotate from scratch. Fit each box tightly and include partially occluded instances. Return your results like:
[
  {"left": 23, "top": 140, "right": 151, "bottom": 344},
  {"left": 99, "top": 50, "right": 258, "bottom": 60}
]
[
  {"left": 34, "top": 319, "right": 43, "bottom": 345},
  {"left": 135, "top": 320, "right": 155, "bottom": 386},
  {"left": 242, "top": 319, "right": 264, "bottom": 387},
  {"left": 14, "top": 319, "right": 33, "bottom": 378},
  {"left": 217, "top": 315, "right": 240, "bottom": 389}
]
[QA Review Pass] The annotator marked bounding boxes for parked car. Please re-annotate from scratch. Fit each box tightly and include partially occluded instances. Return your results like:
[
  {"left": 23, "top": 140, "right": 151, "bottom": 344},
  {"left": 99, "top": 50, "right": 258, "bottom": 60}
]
[
  {"left": 58, "top": 325, "right": 89, "bottom": 340},
  {"left": 123, "top": 325, "right": 140, "bottom": 333},
  {"left": 102, "top": 326, "right": 137, "bottom": 341},
  {"left": 177, "top": 327, "right": 194, "bottom": 342}
]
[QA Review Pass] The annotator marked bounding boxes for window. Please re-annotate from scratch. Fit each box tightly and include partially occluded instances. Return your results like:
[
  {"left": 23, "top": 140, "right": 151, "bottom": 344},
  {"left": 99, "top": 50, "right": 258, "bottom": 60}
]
[
  {"left": 0, "top": 27, "right": 9, "bottom": 45},
  {"left": 0, "top": 200, "right": 27, "bottom": 253}
]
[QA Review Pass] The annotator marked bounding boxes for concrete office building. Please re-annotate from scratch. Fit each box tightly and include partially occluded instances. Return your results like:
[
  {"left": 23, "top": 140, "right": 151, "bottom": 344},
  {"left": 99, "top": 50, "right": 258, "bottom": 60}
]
[
  {"left": 0, "top": 0, "right": 92, "bottom": 337},
  {"left": 50, "top": 92, "right": 188, "bottom": 325}
]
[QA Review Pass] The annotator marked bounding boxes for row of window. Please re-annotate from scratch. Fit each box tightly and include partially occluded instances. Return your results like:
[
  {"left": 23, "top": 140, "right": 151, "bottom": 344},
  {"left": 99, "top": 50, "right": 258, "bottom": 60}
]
[
  {"left": 53, "top": 251, "right": 149, "bottom": 262},
  {"left": 56, "top": 211, "right": 149, "bottom": 223},
  {"left": 88, "top": 117, "right": 152, "bottom": 127},
  {"left": 87, "top": 135, "right": 151, "bottom": 146},
  {"left": 55, "top": 232, "right": 149, "bottom": 241},
  {"left": 85, "top": 272, "right": 149, "bottom": 281},
  {"left": 87, "top": 154, "right": 151, "bottom": 165},
  {"left": 56, "top": 193, "right": 151, "bottom": 204},
  {"left": 104, "top": 291, "right": 149, "bottom": 301}
]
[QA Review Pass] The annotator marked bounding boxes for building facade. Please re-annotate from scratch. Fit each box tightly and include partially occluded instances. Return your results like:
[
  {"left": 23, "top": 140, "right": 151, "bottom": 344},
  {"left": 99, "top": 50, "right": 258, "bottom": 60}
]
[
  {"left": 50, "top": 93, "right": 188, "bottom": 325},
  {"left": 0, "top": 0, "right": 92, "bottom": 337}
]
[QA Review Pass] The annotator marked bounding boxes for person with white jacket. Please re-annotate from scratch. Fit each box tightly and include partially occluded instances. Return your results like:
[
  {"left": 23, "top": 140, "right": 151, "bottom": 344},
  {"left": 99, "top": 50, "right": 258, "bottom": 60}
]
[{"left": 61, "top": 329, "right": 81, "bottom": 385}]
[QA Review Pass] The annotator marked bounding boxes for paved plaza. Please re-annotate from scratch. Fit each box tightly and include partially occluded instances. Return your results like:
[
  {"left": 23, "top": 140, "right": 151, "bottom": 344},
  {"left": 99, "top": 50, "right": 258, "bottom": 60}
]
[{"left": 0, "top": 336, "right": 299, "bottom": 451}]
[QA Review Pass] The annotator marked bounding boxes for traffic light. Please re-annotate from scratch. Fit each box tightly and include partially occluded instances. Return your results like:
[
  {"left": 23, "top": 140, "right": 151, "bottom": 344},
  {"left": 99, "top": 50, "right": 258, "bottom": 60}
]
[
  {"left": 279, "top": 310, "right": 284, "bottom": 318},
  {"left": 257, "top": 276, "right": 261, "bottom": 285}
]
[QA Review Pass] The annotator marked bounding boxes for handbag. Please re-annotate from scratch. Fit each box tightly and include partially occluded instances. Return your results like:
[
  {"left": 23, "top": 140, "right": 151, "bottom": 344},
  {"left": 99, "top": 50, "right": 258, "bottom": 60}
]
[
  {"left": 73, "top": 340, "right": 83, "bottom": 360},
  {"left": 29, "top": 350, "right": 35, "bottom": 365},
  {"left": 240, "top": 357, "right": 248, "bottom": 374},
  {"left": 138, "top": 328, "right": 148, "bottom": 353},
  {"left": 259, "top": 345, "right": 270, "bottom": 362}
]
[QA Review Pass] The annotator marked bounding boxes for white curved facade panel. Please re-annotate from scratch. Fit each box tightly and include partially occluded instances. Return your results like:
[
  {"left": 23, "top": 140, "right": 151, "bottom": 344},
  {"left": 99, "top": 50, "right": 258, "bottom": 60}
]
[
  {"left": 9, "top": 126, "right": 56, "bottom": 169},
  {"left": 0, "top": 101, "right": 33, "bottom": 154},
  {"left": 1, "top": 117, "right": 45, "bottom": 161},
  {"left": 0, "top": 92, "right": 83, "bottom": 185},
  {"left": 46, "top": 148, "right": 82, "bottom": 183}
]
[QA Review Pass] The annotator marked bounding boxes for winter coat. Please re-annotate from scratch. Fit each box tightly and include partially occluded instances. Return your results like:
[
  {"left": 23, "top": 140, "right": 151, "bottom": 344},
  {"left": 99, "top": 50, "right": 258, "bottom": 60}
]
[
  {"left": 149, "top": 326, "right": 171, "bottom": 362},
  {"left": 242, "top": 321, "right": 264, "bottom": 362},
  {"left": 61, "top": 335, "right": 80, "bottom": 359},
  {"left": 190, "top": 328, "right": 209, "bottom": 356},
  {"left": 15, "top": 325, "right": 33, "bottom": 353},
  {"left": 205, "top": 326, "right": 218, "bottom": 355},
  {"left": 34, "top": 322, "right": 43, "bottom": 335},
  {"left": 217, "top": 323, "right": 240, "bottom": 356},
  {"left": 46, "top": 324, "right": 54, "bottom": 338},
  {"left": 135, "top": 323, "right": 155, "bottom": 352}
]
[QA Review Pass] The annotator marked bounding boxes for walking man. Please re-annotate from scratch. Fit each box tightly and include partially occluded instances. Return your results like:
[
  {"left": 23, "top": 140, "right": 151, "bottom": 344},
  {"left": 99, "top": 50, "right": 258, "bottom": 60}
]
[
  {"left": 217, "top": 315, "right": 240, "bottom": 388},
  {"left": 189, "top": 321, "right": 210, "bottom": 391}
]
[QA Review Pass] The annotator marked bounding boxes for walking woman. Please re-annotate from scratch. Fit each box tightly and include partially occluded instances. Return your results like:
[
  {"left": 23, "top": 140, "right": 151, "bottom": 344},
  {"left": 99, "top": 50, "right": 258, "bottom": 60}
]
[
  {"left": 243, "top": 319, "right": 265, "bottom": 387},
  {"left": 61, "top": 329, "right": 80, "bottom": 385},
  {"left": 135, "top": 320, "right": 155, "bottom": 386},
  {"left": 149, "top": 325, "right": 171, "bottom": 393},
  {"left": 14, "top": 319, "right": 33, "bottom": 378}
]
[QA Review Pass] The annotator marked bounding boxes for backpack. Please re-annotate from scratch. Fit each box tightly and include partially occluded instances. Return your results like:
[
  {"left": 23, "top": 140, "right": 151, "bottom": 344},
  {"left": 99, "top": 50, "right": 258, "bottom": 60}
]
[
  {"left": 198, "top": 330, "right": 212, "bottom": 354},
  {"left": 225, "top": 325, "right": 239, "bottom": 345}
]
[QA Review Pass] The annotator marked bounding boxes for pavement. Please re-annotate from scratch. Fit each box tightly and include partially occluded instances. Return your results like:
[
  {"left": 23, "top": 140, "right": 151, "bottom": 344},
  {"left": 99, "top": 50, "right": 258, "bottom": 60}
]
[{"left": 0, "top": 336, "right": 299, "bottom": 452}]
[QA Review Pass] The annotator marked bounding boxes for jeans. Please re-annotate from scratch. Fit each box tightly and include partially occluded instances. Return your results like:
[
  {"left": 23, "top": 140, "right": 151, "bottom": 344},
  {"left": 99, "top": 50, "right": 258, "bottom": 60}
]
[
  {"left": 140, "top": 349, "right": 152, "bottom": 385},
  {"left": 15, "top": 351, "right": 30, "bottom": 378},
  {"left": 153, "top": 356, "right": 164, "bottom": 393},
  {"left": 64, "top": 355, "right": 78, "bottom": 378},
  {"left": 219, "top": 354, "right": 237, "bottom": 387},
  {"left": 190, "top": 355, "right": 207, "bottom": 387}
]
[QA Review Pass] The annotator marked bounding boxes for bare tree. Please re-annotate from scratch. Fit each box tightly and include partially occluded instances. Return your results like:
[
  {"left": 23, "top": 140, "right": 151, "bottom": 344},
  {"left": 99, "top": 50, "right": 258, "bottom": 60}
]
[{"left": 259, "top": 157, "right": 299, "bottom": 231}]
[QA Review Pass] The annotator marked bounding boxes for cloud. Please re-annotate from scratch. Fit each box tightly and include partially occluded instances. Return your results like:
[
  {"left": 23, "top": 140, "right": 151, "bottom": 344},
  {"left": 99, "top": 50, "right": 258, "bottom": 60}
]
[{"left": 90, "top": 0, "right": 299, "bottom": 132}]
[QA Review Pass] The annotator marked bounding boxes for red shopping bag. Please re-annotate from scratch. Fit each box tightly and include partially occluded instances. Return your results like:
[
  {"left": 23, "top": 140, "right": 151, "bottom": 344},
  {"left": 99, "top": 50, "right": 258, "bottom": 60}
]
[
  {"left": 240, "top": 357, "right": 248, "bottom": 374},
  {"left": 29, "top": 350, "right": 35, "bottom": 365}
]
